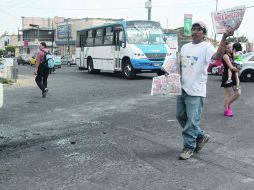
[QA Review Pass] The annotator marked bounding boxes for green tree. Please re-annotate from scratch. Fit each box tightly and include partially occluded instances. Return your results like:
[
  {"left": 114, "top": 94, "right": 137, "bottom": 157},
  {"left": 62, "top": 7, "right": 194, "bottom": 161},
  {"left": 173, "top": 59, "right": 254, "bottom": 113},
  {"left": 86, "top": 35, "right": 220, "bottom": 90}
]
[
  {"left": 5, "top": 45, "right": 16, "bottom": 53},
  {"left": 0, "top": 49, "right": 5, "bottom": 57},
  {"left": 227, "top": 35, "right": 248, "bottom": 43}
]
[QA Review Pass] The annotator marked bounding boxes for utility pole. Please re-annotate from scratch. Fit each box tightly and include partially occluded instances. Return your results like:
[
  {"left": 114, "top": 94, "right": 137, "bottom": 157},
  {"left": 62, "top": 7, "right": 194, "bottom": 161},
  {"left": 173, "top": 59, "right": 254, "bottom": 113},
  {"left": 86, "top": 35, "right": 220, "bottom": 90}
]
[
  {"left": 51, "top": 21, "right": 54, "bottom": 53},
  {"left": 66, "top": 19, "right": 70, "bottom": 54},
  {"left": 29, "top": 24, "right": 40, "bottom": 51},
  {"left": 214, "top": 0, "right": 218, "bottom": 45},
  {"left": 145, "top": 0, "right": 152, "bottom": 21}
]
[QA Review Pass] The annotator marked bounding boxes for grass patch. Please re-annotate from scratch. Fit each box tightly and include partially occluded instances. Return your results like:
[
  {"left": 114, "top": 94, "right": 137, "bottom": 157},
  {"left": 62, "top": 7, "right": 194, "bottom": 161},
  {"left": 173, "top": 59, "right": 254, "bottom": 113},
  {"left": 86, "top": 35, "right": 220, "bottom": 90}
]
[{"left": 0, "top": 78, "right": 13, "bottom": 84}]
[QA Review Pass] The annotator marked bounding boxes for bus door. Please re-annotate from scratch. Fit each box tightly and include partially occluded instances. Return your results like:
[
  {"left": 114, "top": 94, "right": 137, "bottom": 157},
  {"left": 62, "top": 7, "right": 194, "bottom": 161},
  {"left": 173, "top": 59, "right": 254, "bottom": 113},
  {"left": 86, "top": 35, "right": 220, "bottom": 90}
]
[
  {"left": 114, "top": 27, "right": 124, "bottom": 71},
  {"left": 80, "top": 47, "right": 84, "bottom": 67}
]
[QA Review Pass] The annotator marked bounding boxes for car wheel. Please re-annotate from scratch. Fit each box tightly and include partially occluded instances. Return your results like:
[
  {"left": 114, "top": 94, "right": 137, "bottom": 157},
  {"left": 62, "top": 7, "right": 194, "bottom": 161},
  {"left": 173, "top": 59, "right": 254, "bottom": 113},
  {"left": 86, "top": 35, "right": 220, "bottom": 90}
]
[
  {"left": 211, "top": 66, "right": 218, "bottom": 75},
  {"left": 122, "top": 59, "right": 136, "bottom": 79},
  {"left": 240, "top": 69, "right": 254, "bottom": 82}
]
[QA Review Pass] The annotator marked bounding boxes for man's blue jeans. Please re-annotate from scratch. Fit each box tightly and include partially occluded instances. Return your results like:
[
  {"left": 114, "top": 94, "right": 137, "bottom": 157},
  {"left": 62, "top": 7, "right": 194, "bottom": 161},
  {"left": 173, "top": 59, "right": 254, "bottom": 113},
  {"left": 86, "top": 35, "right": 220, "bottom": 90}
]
[{"left": 176, "top": 90, "right": 205, "bottom": 150}]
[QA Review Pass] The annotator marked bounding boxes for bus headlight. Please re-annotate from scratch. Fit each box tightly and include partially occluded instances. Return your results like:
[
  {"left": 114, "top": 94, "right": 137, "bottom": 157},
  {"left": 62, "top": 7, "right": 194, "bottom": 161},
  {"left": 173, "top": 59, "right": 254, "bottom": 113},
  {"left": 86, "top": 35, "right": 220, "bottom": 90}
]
[{"left": 133, "top": 53, "right": 146, "bottom": 59}]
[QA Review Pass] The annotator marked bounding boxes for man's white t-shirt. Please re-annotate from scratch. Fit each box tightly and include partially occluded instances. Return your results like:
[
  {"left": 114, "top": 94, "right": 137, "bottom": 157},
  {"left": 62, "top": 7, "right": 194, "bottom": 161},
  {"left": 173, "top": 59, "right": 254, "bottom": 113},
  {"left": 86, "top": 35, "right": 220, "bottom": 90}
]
[{"left": 180, "top": 41, "right": 215, "bottom": 97}]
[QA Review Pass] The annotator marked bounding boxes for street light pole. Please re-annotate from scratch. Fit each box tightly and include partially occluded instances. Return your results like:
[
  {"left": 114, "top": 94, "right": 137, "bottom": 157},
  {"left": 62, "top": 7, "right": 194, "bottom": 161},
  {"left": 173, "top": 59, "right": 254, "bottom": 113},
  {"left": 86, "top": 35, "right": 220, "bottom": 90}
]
[
  {"left": 29, "top": 24, "right": 40, "bottom": 51},
  {"left": 214, "top": 0, "right": 218, "bottom": 45},
  {"left": 148, "top": 0, "right": 152, "bottom": 21},
  {"left": 145, "top": 0, "right": 152, "bottom": 21},
  {"left": 66, "top": 19, "right": 70, "bottom": 54},
  {"left": 51, "top": 21, "right": 54, "bottom": 53}
]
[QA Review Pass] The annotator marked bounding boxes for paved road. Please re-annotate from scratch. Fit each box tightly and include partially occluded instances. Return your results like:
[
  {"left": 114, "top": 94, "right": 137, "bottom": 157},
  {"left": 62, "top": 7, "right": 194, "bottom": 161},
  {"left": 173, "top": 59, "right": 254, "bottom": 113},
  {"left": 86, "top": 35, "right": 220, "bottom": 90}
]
[{"left": 0, "top": 65, "right": 254, "bottom": 190}]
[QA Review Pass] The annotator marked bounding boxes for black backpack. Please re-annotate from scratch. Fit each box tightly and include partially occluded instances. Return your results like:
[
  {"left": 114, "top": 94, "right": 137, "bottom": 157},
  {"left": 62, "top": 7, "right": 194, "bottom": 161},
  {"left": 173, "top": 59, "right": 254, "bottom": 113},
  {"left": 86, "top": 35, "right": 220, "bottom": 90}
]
[{"left": 42, "top": 50, "right": 55, "bottom": 69}]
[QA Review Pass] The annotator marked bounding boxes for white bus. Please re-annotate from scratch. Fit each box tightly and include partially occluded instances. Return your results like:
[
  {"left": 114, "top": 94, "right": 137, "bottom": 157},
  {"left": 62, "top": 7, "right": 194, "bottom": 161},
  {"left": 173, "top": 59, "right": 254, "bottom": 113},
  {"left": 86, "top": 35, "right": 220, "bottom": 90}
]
[{"left": 76, "top": 20, "right": 171, "bottom": 79}]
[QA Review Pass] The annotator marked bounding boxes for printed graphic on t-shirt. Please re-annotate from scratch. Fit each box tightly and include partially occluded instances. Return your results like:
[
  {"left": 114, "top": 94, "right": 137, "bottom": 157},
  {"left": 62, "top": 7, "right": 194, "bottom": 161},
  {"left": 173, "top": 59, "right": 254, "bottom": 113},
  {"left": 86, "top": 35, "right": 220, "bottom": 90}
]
[{"left": 181, "top": 55, "right": 198, "bottom": 75}]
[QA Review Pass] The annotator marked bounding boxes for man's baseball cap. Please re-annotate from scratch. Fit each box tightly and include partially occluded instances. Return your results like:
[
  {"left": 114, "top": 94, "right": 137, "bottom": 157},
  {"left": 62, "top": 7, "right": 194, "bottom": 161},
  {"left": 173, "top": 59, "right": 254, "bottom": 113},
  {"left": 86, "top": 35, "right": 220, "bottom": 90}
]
[
  {"left": 192, "top": 21, "right": 207, "bottom": 30},
  {"left": 192, "top": 21, "right": 207, "bottom": 34}
]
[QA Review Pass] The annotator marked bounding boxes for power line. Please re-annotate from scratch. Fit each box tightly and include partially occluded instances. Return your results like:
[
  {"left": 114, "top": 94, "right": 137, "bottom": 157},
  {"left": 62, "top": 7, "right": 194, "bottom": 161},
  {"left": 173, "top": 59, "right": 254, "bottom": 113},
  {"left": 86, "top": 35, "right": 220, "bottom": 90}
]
[{"left": 0, "top": 0, "right": 215, "bottom": 11}]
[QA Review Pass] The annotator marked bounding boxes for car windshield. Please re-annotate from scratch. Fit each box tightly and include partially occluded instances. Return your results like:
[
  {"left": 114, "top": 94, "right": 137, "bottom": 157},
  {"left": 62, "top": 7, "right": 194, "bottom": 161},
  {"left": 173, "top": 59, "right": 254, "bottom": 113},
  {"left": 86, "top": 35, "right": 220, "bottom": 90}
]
[{"left": 126, "top": 26, "right": 165, "bottom": 45}]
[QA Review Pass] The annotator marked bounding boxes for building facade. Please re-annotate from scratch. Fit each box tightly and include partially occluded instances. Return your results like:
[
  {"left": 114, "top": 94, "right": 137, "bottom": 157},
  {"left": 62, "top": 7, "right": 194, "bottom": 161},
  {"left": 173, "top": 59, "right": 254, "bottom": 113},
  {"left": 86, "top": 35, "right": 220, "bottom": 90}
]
[
  {"left": 55, "top": 18, "right": 124, "bottom": 56},
  {"left": 18, "top": 16, "right": 65, "bottom": 56},
  {"left": 19, "top": 16, "right": 123, "bottom": 57}
]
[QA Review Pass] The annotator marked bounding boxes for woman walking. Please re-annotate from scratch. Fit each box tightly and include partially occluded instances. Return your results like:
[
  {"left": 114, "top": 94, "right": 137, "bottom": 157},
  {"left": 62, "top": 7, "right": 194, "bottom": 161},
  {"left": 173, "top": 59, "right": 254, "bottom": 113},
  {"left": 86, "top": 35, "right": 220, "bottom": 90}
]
[{"left": 221, "top": 42, "right": 241, "bottom": 117}]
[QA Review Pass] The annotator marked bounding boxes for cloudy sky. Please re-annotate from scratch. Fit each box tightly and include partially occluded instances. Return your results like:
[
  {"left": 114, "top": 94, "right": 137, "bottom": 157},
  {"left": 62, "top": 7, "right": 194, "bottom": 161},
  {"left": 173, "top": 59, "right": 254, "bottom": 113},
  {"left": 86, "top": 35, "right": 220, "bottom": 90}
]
[{"left": 0, "top": 0, "right": 253, "bottom": 41}]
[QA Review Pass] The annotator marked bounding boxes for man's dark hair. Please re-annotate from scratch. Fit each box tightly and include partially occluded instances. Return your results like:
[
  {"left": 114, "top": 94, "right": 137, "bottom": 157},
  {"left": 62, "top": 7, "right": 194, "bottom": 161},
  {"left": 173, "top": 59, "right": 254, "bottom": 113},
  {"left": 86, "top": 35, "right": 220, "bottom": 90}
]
[
  {"left": 40, "top": 42, "right": 47, "bottom": 48},
  {"left": 233, "top": 42, "right": 242, "bottom": 52}
]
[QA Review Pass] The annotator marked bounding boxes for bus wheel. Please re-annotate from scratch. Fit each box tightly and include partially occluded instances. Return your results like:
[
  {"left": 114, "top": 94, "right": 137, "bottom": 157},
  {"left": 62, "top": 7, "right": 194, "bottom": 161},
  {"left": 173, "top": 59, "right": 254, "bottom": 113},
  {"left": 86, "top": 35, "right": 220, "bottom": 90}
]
[
  {"left": 122, "top": 60, "right": 136, "bottom": 79},
  {"left": 87, "top": 58, "right": 95, "bottom": 74}
]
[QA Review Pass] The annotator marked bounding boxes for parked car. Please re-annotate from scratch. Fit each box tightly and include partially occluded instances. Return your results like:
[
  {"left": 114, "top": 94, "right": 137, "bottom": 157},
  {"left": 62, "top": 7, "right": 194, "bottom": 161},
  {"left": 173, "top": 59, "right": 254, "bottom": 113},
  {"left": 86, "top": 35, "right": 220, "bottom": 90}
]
[
  {"left": 61, "top": 54, "right": 75, "bottom": 66},
  {"left": 208, "top": 59, "right": 223, "bottom": 75},
  {"left": 53, "top": 56, "right": 62, "bottom": 68},
  {"left": 235, "top": 52, "right": 254, "bottom": 82},
  {"left": 17, "top": 54, "right": 30, "bottom": 65}
]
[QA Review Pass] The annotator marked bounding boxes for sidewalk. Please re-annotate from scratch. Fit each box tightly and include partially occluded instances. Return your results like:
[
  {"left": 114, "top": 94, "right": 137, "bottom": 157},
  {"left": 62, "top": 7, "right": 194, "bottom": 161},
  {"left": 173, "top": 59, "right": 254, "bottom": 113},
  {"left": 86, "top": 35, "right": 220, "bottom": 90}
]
[{"left": 13, "top": 74, "right": 36, "bottom": 87}]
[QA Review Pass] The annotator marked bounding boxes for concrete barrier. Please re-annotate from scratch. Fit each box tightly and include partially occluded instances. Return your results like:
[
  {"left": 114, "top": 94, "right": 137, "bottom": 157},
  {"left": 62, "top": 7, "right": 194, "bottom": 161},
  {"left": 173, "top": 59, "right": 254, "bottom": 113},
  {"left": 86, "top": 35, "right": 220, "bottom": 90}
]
[{"left": 0, "top": 58, "right": 18, "bottom": 81}]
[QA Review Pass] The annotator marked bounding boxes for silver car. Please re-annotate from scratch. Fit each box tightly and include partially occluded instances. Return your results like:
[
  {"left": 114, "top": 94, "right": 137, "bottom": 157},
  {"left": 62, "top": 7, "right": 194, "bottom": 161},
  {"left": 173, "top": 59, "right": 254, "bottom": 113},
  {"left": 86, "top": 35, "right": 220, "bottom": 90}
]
[{"left": 235, "top": 52, "right": 254, "bottom": 82}]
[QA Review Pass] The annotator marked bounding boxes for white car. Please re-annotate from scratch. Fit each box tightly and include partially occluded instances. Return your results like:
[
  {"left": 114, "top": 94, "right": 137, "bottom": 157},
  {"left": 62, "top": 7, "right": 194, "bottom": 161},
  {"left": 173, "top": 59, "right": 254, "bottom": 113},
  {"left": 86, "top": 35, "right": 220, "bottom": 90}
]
[
  {"left": 235, "top": 52, "right": 254, "bottom": 82},
  {"left": 61, "top": 54, "right": 76, "bottom": 66},
  {"left": 17, "top": 54, "right": 30, "bottom": 65}
]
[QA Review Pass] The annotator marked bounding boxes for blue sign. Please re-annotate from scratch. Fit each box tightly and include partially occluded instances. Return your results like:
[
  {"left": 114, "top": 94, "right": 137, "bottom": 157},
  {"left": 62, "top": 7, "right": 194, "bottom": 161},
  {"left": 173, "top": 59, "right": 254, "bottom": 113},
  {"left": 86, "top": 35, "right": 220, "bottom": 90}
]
[{"left": 57, "top": 24, "right": 71, "bottom": 39}]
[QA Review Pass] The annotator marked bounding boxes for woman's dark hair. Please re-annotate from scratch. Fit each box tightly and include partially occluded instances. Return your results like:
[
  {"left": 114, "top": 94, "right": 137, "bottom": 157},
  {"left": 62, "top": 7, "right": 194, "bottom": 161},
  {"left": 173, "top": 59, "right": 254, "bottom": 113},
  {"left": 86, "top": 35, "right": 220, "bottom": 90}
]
[
  {"left": 232, "top": 42, "right": 242, "bottom": 52},
  {"left": 224, "top": 41, "right": 230, "bottom": 54}
]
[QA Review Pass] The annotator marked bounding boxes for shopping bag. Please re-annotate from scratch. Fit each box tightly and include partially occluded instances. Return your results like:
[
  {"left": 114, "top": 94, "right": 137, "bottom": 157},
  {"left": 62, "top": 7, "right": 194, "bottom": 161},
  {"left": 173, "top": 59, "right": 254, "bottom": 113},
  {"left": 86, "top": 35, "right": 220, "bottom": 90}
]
[{"left": 151, "top": 74, "right": 182, "bottom": 96}]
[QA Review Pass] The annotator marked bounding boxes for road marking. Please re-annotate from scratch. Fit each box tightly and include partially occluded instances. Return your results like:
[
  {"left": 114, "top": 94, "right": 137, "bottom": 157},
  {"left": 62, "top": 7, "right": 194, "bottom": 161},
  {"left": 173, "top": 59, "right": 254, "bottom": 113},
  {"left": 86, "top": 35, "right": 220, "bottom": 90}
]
[{"left": 167, "top": 119, "right": 176, "bottom": 122}]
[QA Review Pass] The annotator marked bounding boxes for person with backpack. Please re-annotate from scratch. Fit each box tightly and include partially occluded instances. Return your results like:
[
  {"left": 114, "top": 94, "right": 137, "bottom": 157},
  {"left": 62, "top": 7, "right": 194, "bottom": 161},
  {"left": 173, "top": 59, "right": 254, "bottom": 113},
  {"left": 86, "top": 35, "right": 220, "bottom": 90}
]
[{"left": 35, "top": 42, "right": 50, "bottom": 98}]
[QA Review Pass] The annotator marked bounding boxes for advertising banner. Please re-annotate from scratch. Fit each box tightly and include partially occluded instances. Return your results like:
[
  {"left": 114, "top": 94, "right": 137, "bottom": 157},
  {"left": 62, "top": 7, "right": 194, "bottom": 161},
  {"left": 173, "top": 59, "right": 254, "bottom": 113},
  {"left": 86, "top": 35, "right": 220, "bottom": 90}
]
[
  {"left": 184, "top": 14, "right": 192, "bottom": 36},
  {"left": 211, "top": 5, "right": 246, "bottom": 34},
  {"left": 57, "top": 24, "right": 71, "bottom": 39}
]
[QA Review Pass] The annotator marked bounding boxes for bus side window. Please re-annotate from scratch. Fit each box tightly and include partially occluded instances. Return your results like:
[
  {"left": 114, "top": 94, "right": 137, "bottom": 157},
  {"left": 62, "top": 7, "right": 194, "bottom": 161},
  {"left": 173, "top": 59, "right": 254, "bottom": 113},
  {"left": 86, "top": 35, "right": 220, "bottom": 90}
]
[
  {"left": 119, "top": 31, "right": 125, "bottom": 43},
  {"left": 86, "top": 30, "right": 94, "bottom": 46},
  {"left": 94, "top": 28, "right": 103, "bottom": 46},
  {"left": 80, "top": 31, "right": 87, "bottom": 47},
  {"left": 104, "top": 27, "right": 113, "bottom": 45}
]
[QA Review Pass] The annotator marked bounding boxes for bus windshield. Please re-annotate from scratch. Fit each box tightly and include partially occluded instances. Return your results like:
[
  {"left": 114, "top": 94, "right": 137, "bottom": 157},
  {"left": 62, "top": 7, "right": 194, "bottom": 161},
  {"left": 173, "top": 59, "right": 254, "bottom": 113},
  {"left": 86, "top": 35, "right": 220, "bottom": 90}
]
[{"left": 126, "top": 26, "right": 165, "bottom": 45}]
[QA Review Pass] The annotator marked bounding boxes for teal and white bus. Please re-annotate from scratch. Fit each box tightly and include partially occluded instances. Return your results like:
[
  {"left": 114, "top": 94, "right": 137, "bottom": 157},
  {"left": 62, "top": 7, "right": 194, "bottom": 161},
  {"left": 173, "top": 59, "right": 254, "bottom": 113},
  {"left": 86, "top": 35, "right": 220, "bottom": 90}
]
[{"left": 76, "top": 20, "right": 171, "bottom": 79}]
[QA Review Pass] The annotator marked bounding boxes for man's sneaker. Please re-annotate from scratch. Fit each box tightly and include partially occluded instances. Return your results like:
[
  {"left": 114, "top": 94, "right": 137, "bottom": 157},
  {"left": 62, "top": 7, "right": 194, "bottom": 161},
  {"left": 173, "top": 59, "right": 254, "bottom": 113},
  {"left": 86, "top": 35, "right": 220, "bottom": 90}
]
[
  {"left": 194, "top": 134, "right": 210, "bottom": 152},
  {"left": 42, "top": 88, "right": 48, "bottom": 98},
  {"left": 179, "top": 148, "right": 194, "bottom": 160}
]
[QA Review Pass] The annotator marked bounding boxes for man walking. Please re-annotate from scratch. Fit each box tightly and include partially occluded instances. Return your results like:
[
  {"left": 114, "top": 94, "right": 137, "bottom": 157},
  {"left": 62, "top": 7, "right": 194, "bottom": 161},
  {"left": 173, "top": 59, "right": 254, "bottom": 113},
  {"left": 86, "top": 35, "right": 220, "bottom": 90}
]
[
  {"left": 35, "top": 42, "right": 49, "bottom": 98},
  {"left": 176, "top": 21, "right": 233, "bottom": 160}
]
